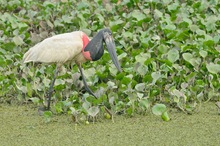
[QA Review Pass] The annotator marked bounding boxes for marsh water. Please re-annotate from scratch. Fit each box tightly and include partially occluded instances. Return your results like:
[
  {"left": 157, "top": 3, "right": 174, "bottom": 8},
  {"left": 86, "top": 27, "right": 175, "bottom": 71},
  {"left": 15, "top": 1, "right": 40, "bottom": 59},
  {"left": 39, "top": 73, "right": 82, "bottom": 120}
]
[{"left": 0, "top": 102, "right": 220, "bottom": 146}]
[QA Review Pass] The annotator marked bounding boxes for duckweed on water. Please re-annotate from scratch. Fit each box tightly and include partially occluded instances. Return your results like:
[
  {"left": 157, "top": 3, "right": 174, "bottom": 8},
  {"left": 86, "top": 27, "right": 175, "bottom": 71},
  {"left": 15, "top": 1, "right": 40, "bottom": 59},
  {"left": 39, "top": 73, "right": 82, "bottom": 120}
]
[{"left": 0, "top": 102, "right": 220, "bottom": 146}]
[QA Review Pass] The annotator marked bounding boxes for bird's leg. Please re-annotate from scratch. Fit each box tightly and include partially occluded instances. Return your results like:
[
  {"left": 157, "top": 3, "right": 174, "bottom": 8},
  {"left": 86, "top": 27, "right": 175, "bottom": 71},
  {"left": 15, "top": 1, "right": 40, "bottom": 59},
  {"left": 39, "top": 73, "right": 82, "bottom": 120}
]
[
  {"left": 46, "top": 65, "right": 60, "bottom": 110},
  {"left": 77, "top": 63, "right": 97, "bottom": 98},
  {"left": 77, "top": 64, "right": 113, "bottom": 119}
]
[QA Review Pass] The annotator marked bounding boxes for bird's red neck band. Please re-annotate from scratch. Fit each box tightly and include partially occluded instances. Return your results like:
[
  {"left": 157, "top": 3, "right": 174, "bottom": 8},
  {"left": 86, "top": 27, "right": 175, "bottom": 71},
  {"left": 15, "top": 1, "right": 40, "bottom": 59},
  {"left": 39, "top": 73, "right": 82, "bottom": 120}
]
[{"left": 82, "top": 33, "right": 92, "bottom": 61}]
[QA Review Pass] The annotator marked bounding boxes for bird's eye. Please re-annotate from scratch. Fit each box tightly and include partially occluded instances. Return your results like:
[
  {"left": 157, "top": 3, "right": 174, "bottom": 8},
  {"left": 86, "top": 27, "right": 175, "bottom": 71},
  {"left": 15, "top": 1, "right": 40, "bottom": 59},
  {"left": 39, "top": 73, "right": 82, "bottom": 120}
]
[{"left": 109, "top": 32, "right": 112, "bottom": 35}]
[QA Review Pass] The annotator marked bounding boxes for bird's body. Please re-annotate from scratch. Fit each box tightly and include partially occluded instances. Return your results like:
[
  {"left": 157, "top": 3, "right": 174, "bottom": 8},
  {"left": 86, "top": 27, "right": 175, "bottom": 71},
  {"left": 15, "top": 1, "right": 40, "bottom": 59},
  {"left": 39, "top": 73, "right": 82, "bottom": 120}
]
[
  {"left": 23, "top": 28, "right": 121, "bottom": 110},
  {"left": 23, "top": 31, "right": 90, "bottom": 64}
]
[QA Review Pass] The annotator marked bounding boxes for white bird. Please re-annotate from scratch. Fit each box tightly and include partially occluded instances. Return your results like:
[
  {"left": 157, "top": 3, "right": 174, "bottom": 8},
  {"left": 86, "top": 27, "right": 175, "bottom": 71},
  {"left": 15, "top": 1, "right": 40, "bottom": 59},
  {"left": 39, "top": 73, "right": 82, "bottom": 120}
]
[{"left": 23, "top": 28, "right": 122, "bottom": 110}]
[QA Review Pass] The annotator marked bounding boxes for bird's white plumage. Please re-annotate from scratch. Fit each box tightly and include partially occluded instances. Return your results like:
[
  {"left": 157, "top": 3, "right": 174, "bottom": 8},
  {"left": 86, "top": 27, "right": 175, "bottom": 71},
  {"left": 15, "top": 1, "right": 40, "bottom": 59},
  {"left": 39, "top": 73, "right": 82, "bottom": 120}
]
[{"left": 23, "top": 31, "right": 86, "bottom": 64}]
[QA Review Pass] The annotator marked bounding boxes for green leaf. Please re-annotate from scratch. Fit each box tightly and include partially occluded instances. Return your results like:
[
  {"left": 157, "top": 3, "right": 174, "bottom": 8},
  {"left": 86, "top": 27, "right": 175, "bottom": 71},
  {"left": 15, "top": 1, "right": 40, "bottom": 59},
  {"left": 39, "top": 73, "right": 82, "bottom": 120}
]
[
  {"left": 206, "top": 63, "right": 220, "bottom": 74},
  {"left": 162, "top": 0, "right": 172, "bottom": 4},
  {"left": 135, "top": 83, "right": 145, "bottom": 92},
  {"left": 199, "top": 50, "right": 207, "bottom": 58},
  {"left": 70, "top": 107, "right": 77, "bottom": 115},
  {"left": 44, "top": 111, "right": 52, "bottom": 117},
  {"left": 171, "top": 89, "right": 184, "bottom": 98},
  {"left": 62, "top": 15, "right": 72, "bottom": 23},
  {"left": 138, "top": 98, "right": 150, "bottom": 110},
  {"left": 152, "top": 104, "right": 167, "bottom": 116},
  {"left": 168, "top": 2, "right": 179, "bottom": 11},
  {"left": 82, "top": 102, "right": 90, "bottom": 111},
  {"left": 122, "top": 31, "right": 133, "bottom": 38},
  {"left": 43, "top": 111, "right": 52, "bottom": 123},
  {"left": 215, "top": 45, "right": 220, "bottom": 53},
  {"left": 107, "top": 81, "right": 117, "bottom": 89},
  {"left": 43, "top": 78, "right": 51, "bottom": 88},
  {"left": 137, "top": 92, "right": 144, "bottom": 98},
  {"left": 16, "top": 85, "right": 27, "bottom": 93},
  {"left": 46, "top": 20, "right": 54, "bottom": 28},
  {"left": 182, "top": 53, "right": 197, "bottom": 66},
  {"left": 158, "top": 44, "right": 169, "bottom": 54},
  {"left": 29, "top": 97, "right": 40, "bottom": 104},
  {"left": 87, "top": 106, "right": 100, "bottom": 117},
  {"left": 55, "top": 102, "right": 64, "bottom": 113},
  {"left": 96, "top": 13, "right": 104, "bottom": 23},
  {"left": 77, "top": 2, "right": 89, "bottom": 10},
  {"left": 55, "top": 79, "right": 65, "bottom": 86},
  {"left": 132, "top": 10, "right": 146, "bottom": 21},
  {"left": 137, "top": 64, "right": 148, "bottom": 76},
  {"left": 167, "top": 49, "right": 179, "bottom": 63},
  {"left": 117, "top": 52, "right": 127, "bottom": 60},
  {"left": 165, "top": 24, "right": 176, "bottom": 30},
  {"left": 121, "top": 76, "right": 131, "bottom": 85},
  {"left": 0, "top": 56, "right": 6, "bottom": 67},
  {"left": 135, "top": 52, "right": 151, "bottom": 65},
  {"left": 43, "top": 1, "right": 55, "bottom": 7},
  {"left": 196, "top": 29, "right": 206, "bottom": 36},
  {"left": 190, "top": 25, "right": 199, "bottom": 32},
  {"left": 110, "top": 19, "right": 124, "bottom": 31},
  {"left": 13, "top": 36, "right": 24, "bottom": 46},
  {"left": 154, "top": 9, "right": 163, "bottom": 18},
  {"left": 151, "top": 72, "right": 161, "bottom": 85},
  {"left": 183, "top": 17, "right": 192, "bottom": 25},
  {"left": 161, "top": 111, "right": 170, "bottom": 121}
]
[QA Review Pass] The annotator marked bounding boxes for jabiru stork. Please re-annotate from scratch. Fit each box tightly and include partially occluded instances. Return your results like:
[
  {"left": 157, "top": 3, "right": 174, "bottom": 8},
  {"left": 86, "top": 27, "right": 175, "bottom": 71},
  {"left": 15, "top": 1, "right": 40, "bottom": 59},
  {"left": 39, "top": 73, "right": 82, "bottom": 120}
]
[{"left": 23, "top": 28, "right": 122, "bottom": 110}]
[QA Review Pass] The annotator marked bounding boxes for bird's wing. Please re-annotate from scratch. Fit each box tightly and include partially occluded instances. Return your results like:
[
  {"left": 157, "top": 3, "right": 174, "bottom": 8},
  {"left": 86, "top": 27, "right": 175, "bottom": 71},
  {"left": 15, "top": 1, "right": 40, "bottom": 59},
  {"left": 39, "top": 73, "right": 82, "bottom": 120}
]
[{"left": 23, "top": 31, "right": 85, "bottom": 63}]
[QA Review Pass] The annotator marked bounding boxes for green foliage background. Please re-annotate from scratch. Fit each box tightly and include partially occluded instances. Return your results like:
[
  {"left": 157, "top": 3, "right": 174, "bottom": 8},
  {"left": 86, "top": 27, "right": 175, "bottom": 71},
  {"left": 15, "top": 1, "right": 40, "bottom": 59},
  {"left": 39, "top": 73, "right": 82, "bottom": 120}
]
[{"left": 0, "top": 0, "right": 220, "bottom": 117}]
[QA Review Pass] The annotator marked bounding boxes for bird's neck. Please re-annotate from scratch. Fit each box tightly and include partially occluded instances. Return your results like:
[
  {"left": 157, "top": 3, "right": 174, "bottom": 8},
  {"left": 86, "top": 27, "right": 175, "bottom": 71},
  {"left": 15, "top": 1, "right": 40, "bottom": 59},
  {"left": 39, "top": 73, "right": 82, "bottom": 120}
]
[
  {"left": 81, "top": 33, "right": 91, "bottom": 60},
  {"left": 82, "top": 33, "right": 90, "bottom": 50},
  {"left": 82, "top": 30, "right": 104, "bottom": 61}
]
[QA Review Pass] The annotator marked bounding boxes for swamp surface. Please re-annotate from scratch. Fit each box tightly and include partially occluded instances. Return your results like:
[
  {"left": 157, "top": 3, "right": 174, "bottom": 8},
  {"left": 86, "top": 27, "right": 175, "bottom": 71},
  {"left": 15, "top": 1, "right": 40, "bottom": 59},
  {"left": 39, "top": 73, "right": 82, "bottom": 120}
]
[{"left": 0, "top": 102, "right": 220, "bottom": 146}]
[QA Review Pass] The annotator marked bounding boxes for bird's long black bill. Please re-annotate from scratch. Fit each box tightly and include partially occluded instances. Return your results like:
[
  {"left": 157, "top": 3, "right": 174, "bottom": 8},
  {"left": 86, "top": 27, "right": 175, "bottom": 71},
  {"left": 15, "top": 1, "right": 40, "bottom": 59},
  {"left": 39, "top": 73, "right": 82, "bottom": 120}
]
[
  {"left": 105, "top": 37, "right": 122, "bottom": 72},
  {"left": 78, "top": 64, "right": 97, "bottom": 98}
]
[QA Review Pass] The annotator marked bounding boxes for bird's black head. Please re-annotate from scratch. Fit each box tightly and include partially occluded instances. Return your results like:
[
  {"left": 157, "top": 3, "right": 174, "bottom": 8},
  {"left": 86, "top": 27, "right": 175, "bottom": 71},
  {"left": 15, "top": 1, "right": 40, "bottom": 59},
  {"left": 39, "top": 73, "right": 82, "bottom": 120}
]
[{"left": 83, "top": 28, "right": 122, "bottom": 72}]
